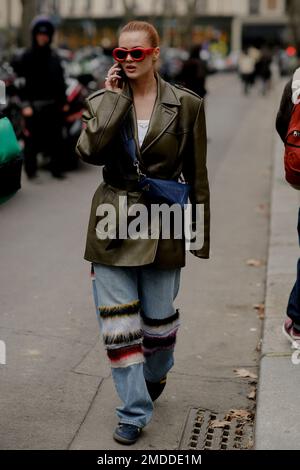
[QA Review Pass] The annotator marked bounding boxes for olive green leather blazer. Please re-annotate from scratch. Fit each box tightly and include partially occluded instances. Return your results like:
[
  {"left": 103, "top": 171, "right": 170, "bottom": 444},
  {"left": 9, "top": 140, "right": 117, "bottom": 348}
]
[{"left": 76, "top": 74, "right": 210, "bottom": 268}]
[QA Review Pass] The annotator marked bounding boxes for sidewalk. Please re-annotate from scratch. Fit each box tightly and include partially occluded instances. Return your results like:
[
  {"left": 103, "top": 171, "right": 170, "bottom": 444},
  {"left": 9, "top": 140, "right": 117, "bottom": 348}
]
[{"left": 255, "top": 133, "right": 300, "bottom": 449}]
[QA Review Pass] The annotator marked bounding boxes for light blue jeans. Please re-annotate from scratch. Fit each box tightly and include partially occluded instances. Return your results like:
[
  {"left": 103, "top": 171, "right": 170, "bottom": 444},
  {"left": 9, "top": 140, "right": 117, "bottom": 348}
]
[{"left": 92, "top": 262, "right": 181, "bottom": 428}]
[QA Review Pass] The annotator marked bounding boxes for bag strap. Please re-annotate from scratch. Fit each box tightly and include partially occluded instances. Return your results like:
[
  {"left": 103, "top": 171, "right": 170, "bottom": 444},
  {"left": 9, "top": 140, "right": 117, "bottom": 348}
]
[
  {"left": 121, "top": 119, "right": 187, "bottom": 184},
  {"left": 121, "top": 125, "right": 138, "bottom": 164},
  {"left": 121, "top": 122, "right": 145, "bottom": 179}
]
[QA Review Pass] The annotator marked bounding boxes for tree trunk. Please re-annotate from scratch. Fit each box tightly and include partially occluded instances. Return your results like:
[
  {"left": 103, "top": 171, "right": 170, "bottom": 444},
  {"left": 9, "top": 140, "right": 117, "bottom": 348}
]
[
  {"left": 121, "top": 0, "right": 137, "bottom": 24},
  {"left": 180, "top": 0, "right": 199, "bottom": 48},
  {"left": 20, "top": 0, "right": 37, "bottom": 47},
  {"left": 161, "top": 0, "right": 199, "bottom": 48},
  {"left": 161, "top": 0, "right": 176, "bottom": 46},
  {"left": 6, "top": 0, "right": 12, "bottom": 49}
]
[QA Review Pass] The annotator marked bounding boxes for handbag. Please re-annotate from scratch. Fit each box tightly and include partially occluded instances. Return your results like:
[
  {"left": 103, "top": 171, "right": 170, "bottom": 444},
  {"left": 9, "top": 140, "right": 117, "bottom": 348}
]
[
  {"left": 121, "top": 125, "right": 190, "bottom": 208},
  {"left": 284, "top": 104, "right": 300, "bottom": 189}
]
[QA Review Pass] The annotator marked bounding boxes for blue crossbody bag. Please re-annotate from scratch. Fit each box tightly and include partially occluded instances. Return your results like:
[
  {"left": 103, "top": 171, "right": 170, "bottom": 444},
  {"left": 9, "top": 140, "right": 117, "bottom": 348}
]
[{"left": 121, "top": 125, "right": 190, "bottom": 208}]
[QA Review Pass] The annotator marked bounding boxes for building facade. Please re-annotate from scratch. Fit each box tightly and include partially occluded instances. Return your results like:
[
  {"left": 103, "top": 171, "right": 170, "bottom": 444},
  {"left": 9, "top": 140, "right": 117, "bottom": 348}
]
[{"left": 0, "top": 0, "right": 289, "bottom": 51}]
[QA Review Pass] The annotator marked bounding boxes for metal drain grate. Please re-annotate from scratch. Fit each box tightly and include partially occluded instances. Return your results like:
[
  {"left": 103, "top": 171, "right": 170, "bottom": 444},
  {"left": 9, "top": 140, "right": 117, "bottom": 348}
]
[{"left": 179, "top": 408, "right": 254, "bottom": 450}]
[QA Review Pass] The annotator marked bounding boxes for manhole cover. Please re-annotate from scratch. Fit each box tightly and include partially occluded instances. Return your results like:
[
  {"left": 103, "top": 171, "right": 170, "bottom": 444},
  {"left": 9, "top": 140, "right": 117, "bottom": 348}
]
[{"left": 179, "top": 408, "right": 254, "bottom": 450}]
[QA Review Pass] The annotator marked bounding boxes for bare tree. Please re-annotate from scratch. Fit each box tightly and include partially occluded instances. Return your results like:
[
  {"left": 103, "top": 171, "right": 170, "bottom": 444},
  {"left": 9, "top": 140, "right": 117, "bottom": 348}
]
[
  {"left": 6, "top": 0, "right": 13, "bottom": 49},
  {"left": 160, "top": 0, "right": 177, "bottom": 46},
  {"left": 149, "top": 0, "right": 160, "bottom": 24},
  {"left": 86, "top": 0, "right": 93, "bottom": 15},
  {"left": 69, "top": 0, "right": 76, "bottom": 16},
  {"left": 180, "top": 0, "right": 200, "bottom": 48},
  {"left": 160, "top": 0, "right": 200, "bottom": 47},
  {"left": 121, "top": 0, "right": 137, "bottom": 23},
  {"left": 119, "top": 0, "right": 200, "bottom": 47},
  {"left": 286, "top": 0, "right": 300, "bottom": 54},
  {"left": 20, "top": 0, "right": 38, "bottom": 47}
]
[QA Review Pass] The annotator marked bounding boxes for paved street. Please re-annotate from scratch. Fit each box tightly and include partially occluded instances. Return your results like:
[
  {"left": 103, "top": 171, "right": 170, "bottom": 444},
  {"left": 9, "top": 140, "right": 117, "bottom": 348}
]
[{"left": 0, "top": 72, "right": 280, "bottom": 449}]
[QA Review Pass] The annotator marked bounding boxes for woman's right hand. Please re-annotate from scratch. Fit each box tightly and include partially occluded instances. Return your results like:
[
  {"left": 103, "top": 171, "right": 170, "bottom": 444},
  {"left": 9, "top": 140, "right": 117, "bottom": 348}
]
[{"left": 104, "top": 64, "right": 124, "bottom": 93}]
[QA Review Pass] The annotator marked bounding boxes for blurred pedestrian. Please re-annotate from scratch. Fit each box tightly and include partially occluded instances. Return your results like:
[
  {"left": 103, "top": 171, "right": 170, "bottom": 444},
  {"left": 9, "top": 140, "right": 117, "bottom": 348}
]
[
  {"left": 13, "top": 16, "right": 67, "bottom": 179},
  {"left": 276, "top": 67, "right": 300, "bottom": 347},
  {"left": 238, "top": 48, "right": 255, "bottom": 95},
  {"left": 76, "top": 20, "right": 210, "bottom": 445},
  {"left": 256, "top": 48, "right": 272, "bottom": 96},
  {"left": 177, "top": 45, "right": 208, "bottom": 98},
  {"left": 248, "top": 45, "right": 261, "bottom": 82}
]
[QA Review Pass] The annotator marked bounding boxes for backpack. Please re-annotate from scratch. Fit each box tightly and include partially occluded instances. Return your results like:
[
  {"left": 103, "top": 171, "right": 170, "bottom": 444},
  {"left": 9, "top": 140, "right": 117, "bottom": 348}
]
[
  {"left": 0, "top": 113, "right": 23, "bottom": 202},
  {"left": 284, "top": 104, "right": 300, "bottom": 189}
]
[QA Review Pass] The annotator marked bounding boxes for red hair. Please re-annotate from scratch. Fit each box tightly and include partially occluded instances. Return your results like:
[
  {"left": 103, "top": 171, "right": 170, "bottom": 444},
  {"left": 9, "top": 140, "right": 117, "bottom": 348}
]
[{"left": 120, "top": 21, "right": 160, "bottom": 48}]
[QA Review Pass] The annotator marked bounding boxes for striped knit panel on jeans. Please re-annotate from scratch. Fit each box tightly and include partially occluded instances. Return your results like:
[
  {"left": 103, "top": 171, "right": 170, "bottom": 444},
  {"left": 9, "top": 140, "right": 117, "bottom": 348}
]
[
  {"left": 141, "top": 309, "right": 180, "bottom": 383},
  {"left": 99, "top": 300, "right": 144, "bottom": 368}
]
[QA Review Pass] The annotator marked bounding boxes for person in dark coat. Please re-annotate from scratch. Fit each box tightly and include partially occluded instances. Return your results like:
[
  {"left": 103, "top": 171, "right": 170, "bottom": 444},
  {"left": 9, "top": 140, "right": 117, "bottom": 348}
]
[
  {"left": 177, "top": 45, "right": 208, "bottom": 98},
  {"left": 276, "top": 68, "right": 300, "bottom": 348},
  {"left": 13, "top": 16, "right": 67, "bottom": 179},
  {"left": 256, "top": 48, "right": 272, "bottom": 96}
]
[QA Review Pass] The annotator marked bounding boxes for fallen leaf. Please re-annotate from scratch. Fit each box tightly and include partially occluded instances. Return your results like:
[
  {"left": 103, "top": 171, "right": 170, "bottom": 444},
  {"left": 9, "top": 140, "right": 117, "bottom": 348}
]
[
  {"left": 246, "top": 259, "right": 264, "bottom": 267},
  {"left": 253, "top": 303, "right": 265, "bottom": 319},
  {"left": 234, "top": 368, "right": 258, "bottom": 379},
  {"left": 210, "top": 420, "right": 231, "bottom": 429},
  {"left": 225, "top": 409, "right": 253, "bottom": 421},
  {"left": 246, "top": 439, "right": 254, "bottom": 449},
  {"left": 247, "top": 388, "right": 256, "bottom": 400}
]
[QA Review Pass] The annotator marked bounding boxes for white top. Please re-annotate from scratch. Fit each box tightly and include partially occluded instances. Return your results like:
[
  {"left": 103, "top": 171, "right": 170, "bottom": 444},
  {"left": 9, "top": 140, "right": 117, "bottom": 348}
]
[{"left": 137, "top": 120, "right": 150, "bottom": 147}]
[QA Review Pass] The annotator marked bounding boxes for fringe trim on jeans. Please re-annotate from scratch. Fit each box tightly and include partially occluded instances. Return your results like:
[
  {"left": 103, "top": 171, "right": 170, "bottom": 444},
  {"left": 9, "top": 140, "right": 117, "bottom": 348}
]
[
  {"left": 107, "top": 344, "right": 144, "bottom": 368},
  {"left": 99, "top": 300, "right": 144, "bottom": 367},
  {"left": 141, "top": 309, "right": 180, "bottom": 356}
]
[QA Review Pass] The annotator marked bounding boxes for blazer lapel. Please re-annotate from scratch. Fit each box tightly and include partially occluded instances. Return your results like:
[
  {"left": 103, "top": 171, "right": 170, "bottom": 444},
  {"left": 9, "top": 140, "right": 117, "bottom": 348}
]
[{"left": 140, "top": 75, "right": 181, "bottom": 154}]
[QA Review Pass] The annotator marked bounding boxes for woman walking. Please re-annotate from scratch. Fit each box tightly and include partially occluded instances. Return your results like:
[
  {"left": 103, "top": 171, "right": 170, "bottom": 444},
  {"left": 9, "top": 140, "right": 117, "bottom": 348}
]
[{"left": 76, "top": 21, "right": 210, "bottom": 445}]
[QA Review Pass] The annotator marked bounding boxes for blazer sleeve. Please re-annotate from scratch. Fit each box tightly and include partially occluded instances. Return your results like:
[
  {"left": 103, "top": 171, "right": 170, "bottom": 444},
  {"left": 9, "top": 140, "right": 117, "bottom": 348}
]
[
  {"left": 182, "top": 99, "right": 210, "bottom": 259},
  {"left": 76, "top": 90, "right": 132, "bottom": 165}
]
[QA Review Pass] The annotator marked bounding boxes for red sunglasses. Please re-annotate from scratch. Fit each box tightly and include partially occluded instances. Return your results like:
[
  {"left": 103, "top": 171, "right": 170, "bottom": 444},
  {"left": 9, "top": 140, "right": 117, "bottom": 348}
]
[{"left": 112, "top": 47, "right": 155, "bottom": 62}]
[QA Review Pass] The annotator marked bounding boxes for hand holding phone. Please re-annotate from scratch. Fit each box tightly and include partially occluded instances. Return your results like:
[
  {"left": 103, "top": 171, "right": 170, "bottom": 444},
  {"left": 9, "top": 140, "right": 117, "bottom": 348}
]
[{"left": 105, "top": 64, "right": 126, "bottom": 93}]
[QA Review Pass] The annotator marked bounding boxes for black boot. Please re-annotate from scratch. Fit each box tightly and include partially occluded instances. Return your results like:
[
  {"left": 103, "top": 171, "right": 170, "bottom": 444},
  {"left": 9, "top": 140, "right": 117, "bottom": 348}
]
[{"left": 145, "top": 375, "right": 167, "bottom": 401}]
